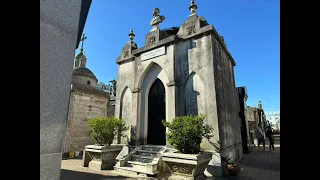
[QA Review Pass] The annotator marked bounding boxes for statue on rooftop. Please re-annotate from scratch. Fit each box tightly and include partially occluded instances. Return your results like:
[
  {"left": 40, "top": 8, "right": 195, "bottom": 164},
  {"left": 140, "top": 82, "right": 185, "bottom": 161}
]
[
  {"left": 150, "top": 8, "right": 165, "bottom": 32},
  {"left": 109, "top": 80, "right": 117, "bottom": 96}
]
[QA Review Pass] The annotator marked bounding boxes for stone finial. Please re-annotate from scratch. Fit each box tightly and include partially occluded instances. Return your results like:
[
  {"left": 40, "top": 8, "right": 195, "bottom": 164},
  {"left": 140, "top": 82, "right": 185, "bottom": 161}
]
[
  {"left": 258, "top": 101, "right": 262, "bottom": 109},
  {"left": 189, "top": 0, "right": 198, "bottom": 16},
  {"left": 150, "top": 8, "right": 165, "bottom": 32},
  {"left": 80, "top": 34, "right": 87, "bottom": 53},
  {"left": 128, "top": 28, "right": 135, "bottom": 42},
  {"left": 75, "top": 34, "right": 88, "bottom": 68}
]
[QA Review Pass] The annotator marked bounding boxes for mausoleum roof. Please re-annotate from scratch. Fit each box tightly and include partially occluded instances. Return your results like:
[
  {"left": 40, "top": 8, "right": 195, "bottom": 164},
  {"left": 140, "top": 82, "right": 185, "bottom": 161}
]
[
  {"left": 73, "top": 67, "right": 97, "bottom": 80},
  {"left": 161, "top": 27, "right": 180, "bottom": 36}
]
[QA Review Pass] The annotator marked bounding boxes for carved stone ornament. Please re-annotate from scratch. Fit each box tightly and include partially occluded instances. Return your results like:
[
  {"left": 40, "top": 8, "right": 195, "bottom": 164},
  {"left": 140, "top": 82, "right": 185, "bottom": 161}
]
[
  {"left": 123, "top": 50, "right": 129, "bottom": 58},
  {"left": 168, "top": 162, "right": 194, "bottom": 175},
  {"left": 186, "top": 25, "right": 196, "bottom": 35},
  {"left": 148, "top": 36, "right": 156, "bottom": 46}
]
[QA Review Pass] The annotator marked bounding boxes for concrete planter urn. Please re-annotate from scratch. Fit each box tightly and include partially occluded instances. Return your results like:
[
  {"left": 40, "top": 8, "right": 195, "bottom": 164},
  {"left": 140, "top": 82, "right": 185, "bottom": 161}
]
[
  {"left": 82, "top": 144, "right": 123, "bottom": 170},
  {"left": 162, "top": 151, "right": 213, "bottom": 180}
]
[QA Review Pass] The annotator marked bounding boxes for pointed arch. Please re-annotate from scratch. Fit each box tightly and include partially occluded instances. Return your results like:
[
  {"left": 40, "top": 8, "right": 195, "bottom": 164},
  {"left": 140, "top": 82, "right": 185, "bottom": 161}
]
[
  {"left": 138, "top": 62, "right": 170, "bottom": 90},
  {"left": 138, "top": 61, "right": 157, "bottom": 90},
  {"left": 119, "top": 86, "right": 132, "bottom": 121},
  {"left": 185, "top": 71, "right": 196, "bottom": 84},
  {"left": 138, "top": 62, "right": 169, "bottom": 144},
  {"left": 118, "top": 86, "right": 133, "bottom": 143},
  {"left": 185, "top": 72, "right": 205, "bottom": 116}
]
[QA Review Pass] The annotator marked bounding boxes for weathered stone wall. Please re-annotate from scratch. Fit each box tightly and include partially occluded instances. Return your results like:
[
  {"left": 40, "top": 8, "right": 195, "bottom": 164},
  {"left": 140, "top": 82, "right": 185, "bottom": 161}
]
[
  {"left": 115, "top": 60, "right": 135, "bottom": 144},
  {"left": 173, "top": 33, "right": 242, "bottom": 176},
  {"left": 212, "top": 35, "right": 243, "bottom": 162},
  {"left": 107, "top": 105, "right": 115, "bottom": 117},
  {"left": 246, "top": 107, "right": 257, "bottom": 121},
  {"left": 247, "top": 107, "right": 258, "bottom": 142},
  {"left": 40, "top": 0, "right": 86, "bottom": 179},
  {"left": 119, "top": 86, "right": 132, "bottom": 143},
  {"left": 174, "top": 35, "right": 220, "bottom": 149},
  {"left": 64, "top": 88, "right": 109, "bottom": 152},
  {"left": 246, "top": 107, "right": 259, "bottom": 130}
]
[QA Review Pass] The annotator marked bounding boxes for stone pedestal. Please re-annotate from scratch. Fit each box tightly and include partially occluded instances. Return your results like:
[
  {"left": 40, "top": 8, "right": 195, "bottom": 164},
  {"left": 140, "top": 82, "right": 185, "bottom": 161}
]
[
  {"left": 162, "top": 152, "right": 212, "bottom": 180},
  {"left": 83, "top": 145, "right": 123, "bottom": 170}
]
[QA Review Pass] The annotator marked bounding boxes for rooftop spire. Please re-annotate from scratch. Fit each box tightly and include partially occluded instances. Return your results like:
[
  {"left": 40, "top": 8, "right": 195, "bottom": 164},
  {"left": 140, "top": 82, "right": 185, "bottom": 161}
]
[
  {"left": 128, "top": 28, "right": 135, "bottom": 42},
  {"left": 75, "top": 33, "right": 87, "bottom": 68},
  {"left": 258, "top": 101, "right": 262, "bottom": 109},
  {"left": 189, "top": 0, "right": 198, "bottom": 16},
  {"left": 80, "top": 34, "right": 87, "bottom": 53}
]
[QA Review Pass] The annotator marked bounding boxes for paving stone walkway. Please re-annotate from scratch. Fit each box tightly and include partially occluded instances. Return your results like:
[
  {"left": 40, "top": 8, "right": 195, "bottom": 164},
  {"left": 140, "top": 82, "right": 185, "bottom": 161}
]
[
  {"left": 61, "top": 137, "right": 280, "bottom": 180},
  {"left": 60, "top": 159, "right": 133, "bottom": 180},
  {"left": 237, "top": 149, "right": 280, "bottom": 180}
]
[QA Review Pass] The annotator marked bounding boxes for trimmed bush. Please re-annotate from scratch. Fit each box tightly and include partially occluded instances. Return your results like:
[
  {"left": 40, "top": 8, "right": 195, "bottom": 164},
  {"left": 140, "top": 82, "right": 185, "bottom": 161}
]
[
  {"left": 162, "top": 114, "right": 213, "bottom": 154},
  {"left": 87, "top": 117, "right": 127, "bottom": 146}
]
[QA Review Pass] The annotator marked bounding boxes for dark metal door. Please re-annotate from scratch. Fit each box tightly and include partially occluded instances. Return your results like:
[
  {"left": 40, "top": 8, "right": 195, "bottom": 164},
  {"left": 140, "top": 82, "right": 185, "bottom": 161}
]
[{"left": 147, "top": 78, "right": 166, "bottom": 145}]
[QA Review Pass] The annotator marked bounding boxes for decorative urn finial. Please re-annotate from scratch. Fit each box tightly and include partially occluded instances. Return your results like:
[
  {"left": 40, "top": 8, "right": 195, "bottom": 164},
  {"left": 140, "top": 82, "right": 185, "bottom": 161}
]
[
  {"left": 128, "top": 28, "right": 135, "bottom": 42},
  {"left": 189, "top": 0, "right": 198, "bottom": 16}
]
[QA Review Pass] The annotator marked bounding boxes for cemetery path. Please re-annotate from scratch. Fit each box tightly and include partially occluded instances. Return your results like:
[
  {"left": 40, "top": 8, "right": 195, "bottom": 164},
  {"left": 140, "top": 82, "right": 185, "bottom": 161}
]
[
  {"left": 61, "top": 137, "right": 280, "bottom": 180},
  {"left": 60, "top": 159, "right": 132, "bottom": 180},
  {"left": 235, "top": 137, "right": 280, "bottom": 180}
]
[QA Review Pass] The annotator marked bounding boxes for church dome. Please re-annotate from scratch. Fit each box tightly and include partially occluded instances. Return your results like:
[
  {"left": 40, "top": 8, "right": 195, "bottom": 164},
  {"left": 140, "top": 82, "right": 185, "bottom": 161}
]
[
  {"left": 73, "top": 67, "right": 96, "bottom": 78},
  {"left": 72, "top": 67, "right": 98, "bottom": 87}
]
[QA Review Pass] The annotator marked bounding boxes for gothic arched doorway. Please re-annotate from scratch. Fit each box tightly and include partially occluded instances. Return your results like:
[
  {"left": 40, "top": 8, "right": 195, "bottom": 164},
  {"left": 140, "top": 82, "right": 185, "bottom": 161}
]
[{"left": 147, "top": 78, "right": 166, "bottom": 145}]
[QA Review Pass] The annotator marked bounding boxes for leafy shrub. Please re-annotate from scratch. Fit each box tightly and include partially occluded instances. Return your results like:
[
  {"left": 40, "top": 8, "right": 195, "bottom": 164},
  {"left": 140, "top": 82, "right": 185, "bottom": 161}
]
[
  {"left": 87, "top": 117, "right": 128, "bottom": 146},
  {"left": 162, "top": 114, "right": 213, "bottom": 154}
]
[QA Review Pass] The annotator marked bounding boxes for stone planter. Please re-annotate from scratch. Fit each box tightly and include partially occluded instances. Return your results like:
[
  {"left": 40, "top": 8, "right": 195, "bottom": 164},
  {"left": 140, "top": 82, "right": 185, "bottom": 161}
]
[
  {"left": 82, "top": 144, "right": 123, "bottom": 171},
  {"left": 162, "top": 151, "right": 212, "bottom": 180}
]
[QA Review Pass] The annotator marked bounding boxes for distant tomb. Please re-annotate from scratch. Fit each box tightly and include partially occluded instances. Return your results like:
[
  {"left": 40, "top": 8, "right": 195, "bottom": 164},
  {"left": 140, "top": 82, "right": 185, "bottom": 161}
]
[{"left": 63, "top": 35, "right": 110, "bottom": 155}]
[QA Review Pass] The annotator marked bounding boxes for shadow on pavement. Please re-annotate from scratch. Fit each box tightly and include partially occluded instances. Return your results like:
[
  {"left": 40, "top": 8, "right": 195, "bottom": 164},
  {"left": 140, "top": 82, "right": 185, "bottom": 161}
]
[
  {"left": 240, "top": 149, "right": 280, "bottom": 173},
  {"left": 60, "top": 169, "right": 129, "bottom": 180},
  {"left": 225, "top": 176, "right": 255, "bottom": 180}
]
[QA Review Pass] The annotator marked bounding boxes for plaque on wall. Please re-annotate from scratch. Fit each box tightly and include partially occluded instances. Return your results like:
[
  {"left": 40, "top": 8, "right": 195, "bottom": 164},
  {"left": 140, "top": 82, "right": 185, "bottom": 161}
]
[{"left": 141, "top": 46, "right": 166, "bottom": 61}]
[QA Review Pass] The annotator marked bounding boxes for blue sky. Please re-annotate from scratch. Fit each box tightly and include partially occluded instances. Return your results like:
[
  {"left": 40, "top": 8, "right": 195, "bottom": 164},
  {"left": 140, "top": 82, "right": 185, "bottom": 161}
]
[{"left": 77, "top": 0, "right": 280, "bottom": 112}]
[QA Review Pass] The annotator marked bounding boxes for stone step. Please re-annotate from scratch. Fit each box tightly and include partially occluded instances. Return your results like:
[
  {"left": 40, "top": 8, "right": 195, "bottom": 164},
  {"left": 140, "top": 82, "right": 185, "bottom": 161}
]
[
  {"left": 131, "top": 155, "right": 154, "bottom": 163},
  {"left": 114, "top": 165, "right": 159, "bottom": 176},
  {"left": 132, "top": 154, "right": 155, "bottom": 160},
  {"left": 130, "top": 157, "right": 153, "bottom": 163},
  {"left": 136, "top": 149, "right": 160, "bottom": 156},
  {"left": 141, "top": 145, "right": 164, "bottom": 152}
]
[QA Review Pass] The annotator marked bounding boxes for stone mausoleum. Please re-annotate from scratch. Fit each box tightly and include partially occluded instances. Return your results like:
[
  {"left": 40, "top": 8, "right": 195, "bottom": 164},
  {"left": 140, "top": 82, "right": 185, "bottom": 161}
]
[
  {"left": 63, "top": 35, "right": 110, "bottom": 155},
  {"left": 114, "top": 1, "right": 242, "bottom": 176}
]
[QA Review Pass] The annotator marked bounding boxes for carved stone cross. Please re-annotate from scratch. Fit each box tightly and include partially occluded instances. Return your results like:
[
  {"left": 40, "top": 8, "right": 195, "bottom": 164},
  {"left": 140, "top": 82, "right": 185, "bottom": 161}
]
[{"left": 80, "top": 34, "right": 87, "bottom": 52}]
